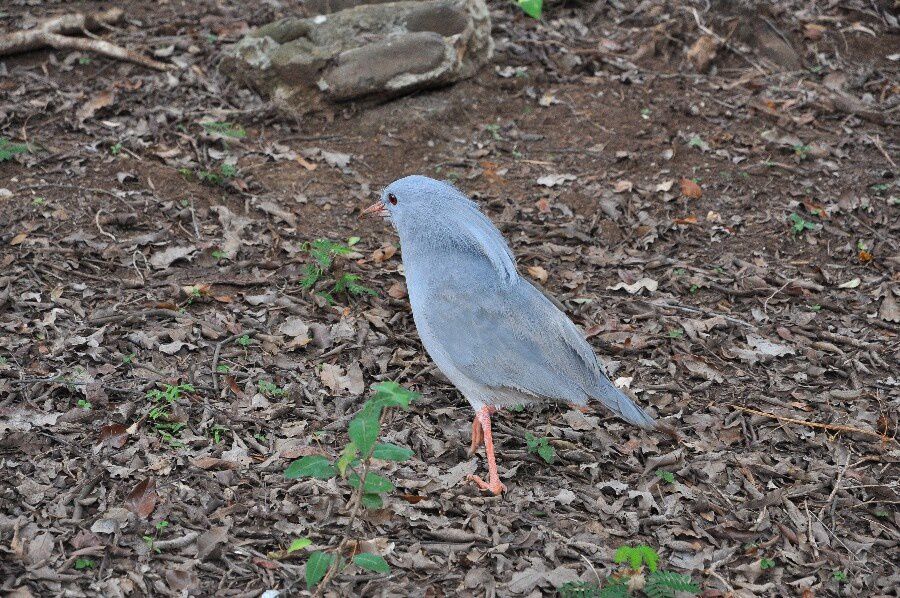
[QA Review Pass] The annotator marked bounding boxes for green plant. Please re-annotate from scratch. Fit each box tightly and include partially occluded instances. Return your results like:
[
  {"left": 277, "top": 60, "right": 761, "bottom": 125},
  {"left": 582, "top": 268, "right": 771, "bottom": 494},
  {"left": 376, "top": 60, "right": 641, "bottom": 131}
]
[
  {"left": 110, "top": 142, "right": 122, "bottom": 155},
  {"left": 869, "top": 182, "right": 889, "bottom": 193},
  {"left": 525, "top": 431, "right": 555, "bottom": 464},
  {"left": 181, "top": 162, "right": 238, "bottom": 186},
  {"left": 78, "top": 57, "right": 92, "bottom": 65},
  {"left": 793, "top": 144, "right": 810, "bottom": 160},
  {"left": 237, "top": 334, "right": 252, "bottom": 347},
  {"left": 71, "top": 557, "right": 95, "bottom": 571},
  {"left": 688, "top": 135, "right": 706, "bottom": 150},
  {"left": 210, "top": 425, "right": 229, "bottom": 444},
  {"left": 32, "top": 197, "right": 46, "bottom": 206},
  {"left": 515, "top": 0, "right": 542, "bottom": 19},
  {"left": 0, "top": 137, "right": 28, "bottom": 162},
  {"left": 666, "top": 329, "right": 684, "bottom": 339},
  {"left": 211, "top": 249, "right": 227, "bottom": 260},
  {"left": 258, "top": 380, "right": 285, "bottom": 397},
  {"left": 615, "top": 545, "right": 660, "bottom": 573},
  {"left": 645, "top": 571, "right": 700, "bottom": 598},
  {"left": 146, "top": 383, "right": 193, "bottom": 446},
  {"left": 284, "top": 381, "right": 420, "bottom": 590},
  {"left": 832, "top": 570, "right": 847, "bottom": 582},
  {"left": 560, "top": 546, "right": 699, "bottom": 597},
  {"left": 147, "top": 383, "right": 194, "bottom": 420},
  {"left": 759, "top": 558, "right": 776, "bottom": 570},
  {"left": 200, "top": 121, "right": 247, "bottom": 139},
  {"left": 789, "top": 213, "right": 816, "bottom": 236},
  {"left": 485, "top": 123, "right": 503, "bottom": 140},
  {"left": 300, "top": 239, "right": 376, "bottom": 303},
  {"left": 656, "top": 469, "right": 675, "bottom": 484},
  {"left": 77, "top": 399, "right": 92, "bottom": 410}
]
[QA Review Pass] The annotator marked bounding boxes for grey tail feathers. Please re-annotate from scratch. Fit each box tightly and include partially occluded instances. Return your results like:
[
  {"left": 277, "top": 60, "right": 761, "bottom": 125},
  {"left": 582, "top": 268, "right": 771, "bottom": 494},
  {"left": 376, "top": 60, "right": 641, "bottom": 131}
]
[{"left": 593, "top": 377, "right": 656, "bottom": 430}]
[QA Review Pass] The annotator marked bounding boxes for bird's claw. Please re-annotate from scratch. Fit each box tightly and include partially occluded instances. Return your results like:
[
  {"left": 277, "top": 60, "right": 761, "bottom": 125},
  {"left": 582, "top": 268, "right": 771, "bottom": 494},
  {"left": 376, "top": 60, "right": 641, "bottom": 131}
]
[{"left": 467, "top": 474, "right": 506, "bottom": 495}]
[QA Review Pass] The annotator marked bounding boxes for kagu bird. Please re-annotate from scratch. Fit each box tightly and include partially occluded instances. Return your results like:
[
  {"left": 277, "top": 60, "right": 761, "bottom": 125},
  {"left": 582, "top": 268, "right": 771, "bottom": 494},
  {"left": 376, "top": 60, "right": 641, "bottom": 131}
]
[{"left": 363, "top": 176, "right": 656, "bottom": 494}]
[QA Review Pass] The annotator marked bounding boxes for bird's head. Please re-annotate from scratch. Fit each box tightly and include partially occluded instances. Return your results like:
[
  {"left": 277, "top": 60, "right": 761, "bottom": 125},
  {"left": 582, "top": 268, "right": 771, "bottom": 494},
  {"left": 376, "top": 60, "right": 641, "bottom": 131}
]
[{"left": 361, "top": 175, "right": 471, "bottom": 228}]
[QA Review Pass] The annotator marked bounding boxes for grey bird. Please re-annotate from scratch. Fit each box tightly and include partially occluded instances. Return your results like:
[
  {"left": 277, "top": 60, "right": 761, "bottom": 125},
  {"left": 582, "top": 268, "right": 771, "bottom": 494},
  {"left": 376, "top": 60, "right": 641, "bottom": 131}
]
[{"left": 363, "top": 175, "right": 656, "bottom": 494}]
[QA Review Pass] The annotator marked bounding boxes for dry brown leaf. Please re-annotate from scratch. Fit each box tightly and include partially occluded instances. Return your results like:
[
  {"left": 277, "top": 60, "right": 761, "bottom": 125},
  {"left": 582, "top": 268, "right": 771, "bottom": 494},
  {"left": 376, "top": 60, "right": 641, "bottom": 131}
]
[
  {"left": 10, "top": 231, "right": 28, "bottom": 246},
  {"left": 387, "top": 281, "right": 407, "bottom": 298},
  {"left": 613, "top": 180, "right": 633, "bottom": 193},
  {"left": 804, "top": 23, "right": 826, "bottom": 41},
  {"left": 76, "top": 90, "right": 114, "bottom": 123},
  {"left": 687, "top": 35, "right": 718, "bottom": 72},
  {"left": 125, "top": 478, "right": 157, "bottom": 519},
  {"left": 527, "top": 265, "right": 549, "bottom": 284},
  {"left": 372, "top": 244, "right": 397, "bottom": 262},
  {"left": 98, "top": 423, "right": 129, "bottom": 449},
  {"left": 680, "top": 178, "right": 702, "bottom": 199}
]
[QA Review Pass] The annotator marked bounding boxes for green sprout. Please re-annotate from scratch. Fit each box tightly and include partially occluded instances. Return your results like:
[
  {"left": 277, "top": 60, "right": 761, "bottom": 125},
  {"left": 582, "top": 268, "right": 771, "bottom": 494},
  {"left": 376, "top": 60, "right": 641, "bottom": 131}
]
[
  {"left": 524, "top": 432, "right": 555, "bottom": 464},
  {"left": 284, "top": 381, "right": 420, "bottom": 590}
]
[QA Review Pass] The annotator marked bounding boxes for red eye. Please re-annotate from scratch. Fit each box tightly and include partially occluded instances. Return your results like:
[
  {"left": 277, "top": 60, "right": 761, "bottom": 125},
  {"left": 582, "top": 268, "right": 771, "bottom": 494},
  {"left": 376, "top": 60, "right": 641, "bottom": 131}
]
[{"left": 388, "top": 193, "right": 398, "bottom": 206}]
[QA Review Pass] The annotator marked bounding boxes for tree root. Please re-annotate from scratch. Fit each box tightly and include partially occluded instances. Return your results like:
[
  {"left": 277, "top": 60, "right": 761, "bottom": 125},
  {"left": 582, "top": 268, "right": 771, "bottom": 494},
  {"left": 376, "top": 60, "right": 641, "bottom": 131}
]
[{"left": 0, "top": 8, "right": 173, "bottom": 71}]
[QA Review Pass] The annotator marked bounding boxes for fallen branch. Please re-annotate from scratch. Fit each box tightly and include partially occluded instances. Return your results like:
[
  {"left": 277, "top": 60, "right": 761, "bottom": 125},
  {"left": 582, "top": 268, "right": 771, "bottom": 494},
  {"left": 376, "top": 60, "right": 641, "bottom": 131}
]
[
  {"left": 0, "top": 8, "right": 172, "bottom": 71},
  {"left": 728, "top": 403, "right": 892, "bottom": 442}
]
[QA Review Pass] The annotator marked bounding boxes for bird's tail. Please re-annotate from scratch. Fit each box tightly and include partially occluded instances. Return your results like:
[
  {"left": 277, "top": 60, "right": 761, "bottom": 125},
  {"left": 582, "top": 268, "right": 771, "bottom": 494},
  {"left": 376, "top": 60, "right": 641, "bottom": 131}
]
[{"left": 592, "top": 377, "right": 656, "bottom": 430}]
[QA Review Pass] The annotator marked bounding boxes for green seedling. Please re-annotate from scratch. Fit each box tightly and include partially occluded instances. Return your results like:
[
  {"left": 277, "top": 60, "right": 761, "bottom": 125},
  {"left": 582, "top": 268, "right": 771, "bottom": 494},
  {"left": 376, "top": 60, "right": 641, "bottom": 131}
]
[
  {"left": 524, "top": 431, "right": 555, "bottom": 464},
  {"left": 284, "top": 381, "right": 420, "bottom": 590}
]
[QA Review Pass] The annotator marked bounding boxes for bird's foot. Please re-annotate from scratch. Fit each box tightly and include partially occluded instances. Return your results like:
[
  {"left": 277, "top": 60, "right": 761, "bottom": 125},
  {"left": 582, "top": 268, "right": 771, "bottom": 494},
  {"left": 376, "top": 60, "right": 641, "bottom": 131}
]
[{"left": 467, "top": 474, "right": 506, "bottom": 495}]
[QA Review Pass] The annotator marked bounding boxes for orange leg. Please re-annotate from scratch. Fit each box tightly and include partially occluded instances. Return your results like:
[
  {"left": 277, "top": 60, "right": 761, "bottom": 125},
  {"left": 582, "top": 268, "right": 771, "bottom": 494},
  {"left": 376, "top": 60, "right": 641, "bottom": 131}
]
[
  {"left": 467, "top": 406, "right": 496, "bottom": 455},
  {"left": 467, "top": 407, "right": 506, "bottom": 495},
  {"left": 468, "top": 416, "right": 483, "bottom": 456}
]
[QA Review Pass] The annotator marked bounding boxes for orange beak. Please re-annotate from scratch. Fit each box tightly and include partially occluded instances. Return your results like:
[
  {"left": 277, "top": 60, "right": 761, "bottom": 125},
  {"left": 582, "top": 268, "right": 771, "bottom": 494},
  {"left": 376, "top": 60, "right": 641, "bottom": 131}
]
[{"left": 360, "top": 200, "right": 388, "bottom": 219}]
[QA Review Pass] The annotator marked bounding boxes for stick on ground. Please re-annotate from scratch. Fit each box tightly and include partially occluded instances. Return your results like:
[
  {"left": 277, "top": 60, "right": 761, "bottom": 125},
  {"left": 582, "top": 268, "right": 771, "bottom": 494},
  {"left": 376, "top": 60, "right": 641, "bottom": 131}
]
[{"left": 0, "top": 8, "right": 173, "bottom": 71}]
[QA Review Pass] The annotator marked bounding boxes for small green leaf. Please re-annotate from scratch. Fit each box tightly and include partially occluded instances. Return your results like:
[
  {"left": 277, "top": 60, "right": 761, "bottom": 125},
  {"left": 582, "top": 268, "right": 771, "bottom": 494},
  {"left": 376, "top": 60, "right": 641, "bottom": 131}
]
[
  {"left": 74, "top": 557, "right": 96, "bottom": 570},
  {"left": 288, "top": 537, "right": 312, "bottom": 554},
  {"left": 285, "top": 455, "right": 336, "bottom": 480},
  {"left": 370, "top": 381, "right": 420, "bottom": 409},
  {"left": 361, "top": 493, "right": 383, "bottom": 509},
  {"left": 0, "top": 138, "right": 29, "bottom": 162},
  {"left": 516, "top": 0, "right": 542, "bottom": 20},
  {"left": 353, "top": 552, "right": 390, "bottom": 574},
  {"left": 760, "top": 557, "right": 776, "bottom": 570},
  {"left": 200, "top": 121, "right": 247, "bottom": 139},
  {"left": 372, "top": 443, "right": 414, "bottom": 461},
  {"left": 305, "top": 551, "right": 334, "bottom": 589},
  {"left": 656, "top": 469, "right": 675, "bottom": 484},
  {"left": 349, "top": 411, "right": 380, "bottom": 456},
  {"left": 349, "top": 472, "right": 394, "bottom": 494},
  {"left": 347, "top": 236, "right": 360, "bottom": 246},
  {"left": 336, "top": 442, "right": 359, "bottom": 477},
  {"left": 537, "top": 443, "right": 555, "bottom": 464},
  {"left": 637, "top": 545, "right": 659, "bottom": 573}
]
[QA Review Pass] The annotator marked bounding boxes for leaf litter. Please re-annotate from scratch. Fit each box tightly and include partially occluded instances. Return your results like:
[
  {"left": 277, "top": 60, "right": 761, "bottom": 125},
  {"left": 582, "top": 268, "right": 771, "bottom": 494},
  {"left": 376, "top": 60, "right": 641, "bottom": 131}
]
[{"left": 0, "top": 0, "right": 898, "bottom": 596}]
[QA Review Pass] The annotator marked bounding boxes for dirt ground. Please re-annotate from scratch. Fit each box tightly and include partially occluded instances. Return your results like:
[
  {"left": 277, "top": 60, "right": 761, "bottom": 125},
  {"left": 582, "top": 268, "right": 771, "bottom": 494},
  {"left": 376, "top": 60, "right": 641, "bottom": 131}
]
[{"left": 1, "top": 0, "right": 898, "bottom": 596}]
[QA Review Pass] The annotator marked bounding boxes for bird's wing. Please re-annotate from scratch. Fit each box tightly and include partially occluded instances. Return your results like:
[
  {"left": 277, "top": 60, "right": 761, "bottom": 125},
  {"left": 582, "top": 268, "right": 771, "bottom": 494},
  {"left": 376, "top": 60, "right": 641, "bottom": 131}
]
[{"left": 419, "top": 272, "right": 655, "bottom": 428}]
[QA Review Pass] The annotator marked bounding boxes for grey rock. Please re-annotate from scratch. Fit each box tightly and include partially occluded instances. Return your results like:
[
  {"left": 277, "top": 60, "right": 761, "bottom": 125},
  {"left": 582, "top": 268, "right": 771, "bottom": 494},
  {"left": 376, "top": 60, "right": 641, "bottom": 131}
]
[{"left": 221, "top": 0, "right": 492, "bottom": 107}]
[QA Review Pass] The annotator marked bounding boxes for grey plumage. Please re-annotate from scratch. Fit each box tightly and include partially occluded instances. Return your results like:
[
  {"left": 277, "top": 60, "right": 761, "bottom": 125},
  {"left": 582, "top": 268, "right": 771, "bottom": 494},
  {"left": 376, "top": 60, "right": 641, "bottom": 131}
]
[{"left": 377, "top": 175, "right": 656, "bottom": 430}]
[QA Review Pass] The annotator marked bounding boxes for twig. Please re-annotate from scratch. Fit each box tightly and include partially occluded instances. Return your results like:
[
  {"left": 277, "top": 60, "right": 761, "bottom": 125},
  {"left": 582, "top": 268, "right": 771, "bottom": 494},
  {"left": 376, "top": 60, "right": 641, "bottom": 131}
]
[
  {"left": 763, "top": 279, "right": 794, "bottom": 313},
  {"left": 210, "top": 333, "right": 246, "bottom": 394},
  {"left": 0, "top": 8, "right": 173, "bottom": 71},
  {"left": 818, "top": 452, "right": 851, "bottom": 520},
  {"left": 866, "top": 134, "right": 897, "bottom": 169},
  {"left": 728, "top": 404, "right": 891, "bottom": 442},
  {"left": 95, "top": 209, "right": 117, "bottom": 242},
  {"left": 647, "top": 299, "right": 756, "bottom": 329}
]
